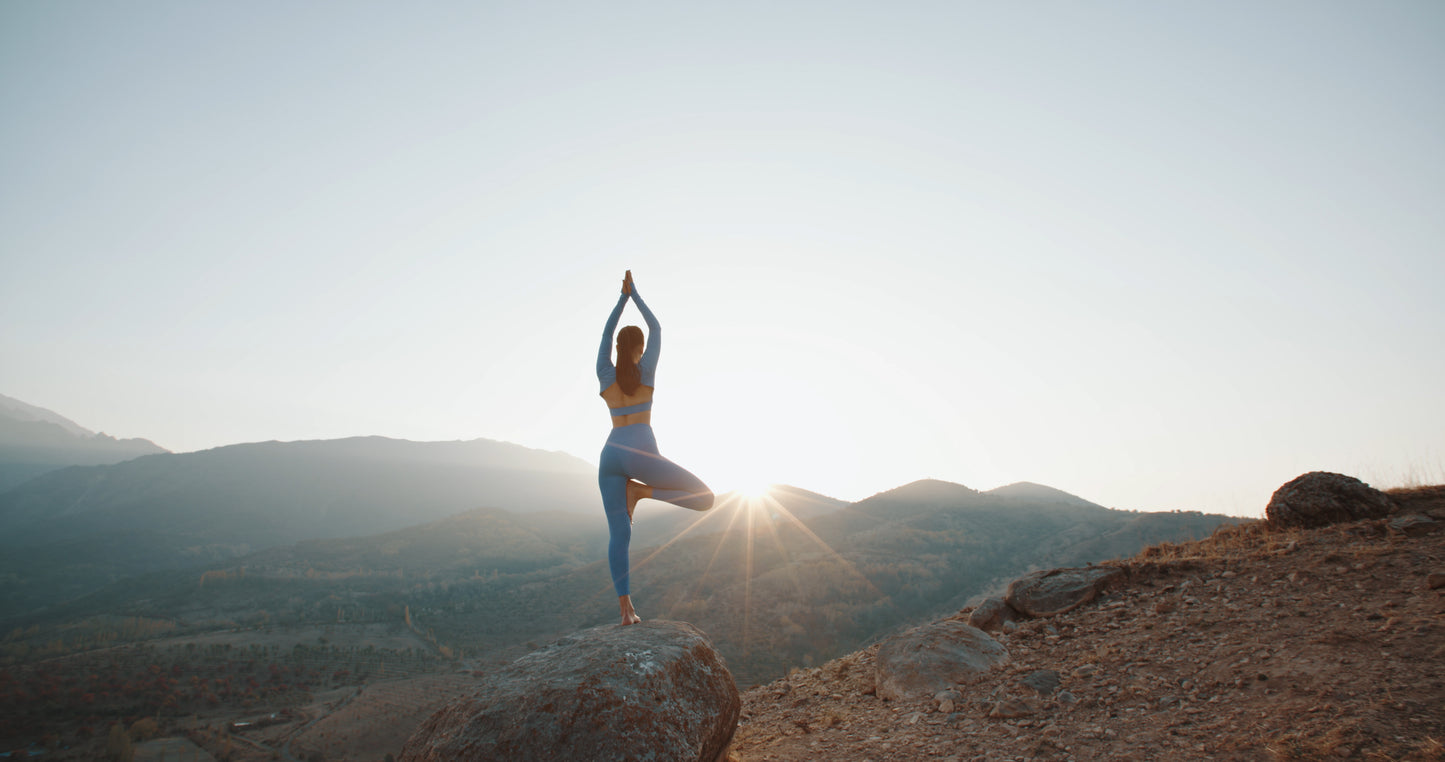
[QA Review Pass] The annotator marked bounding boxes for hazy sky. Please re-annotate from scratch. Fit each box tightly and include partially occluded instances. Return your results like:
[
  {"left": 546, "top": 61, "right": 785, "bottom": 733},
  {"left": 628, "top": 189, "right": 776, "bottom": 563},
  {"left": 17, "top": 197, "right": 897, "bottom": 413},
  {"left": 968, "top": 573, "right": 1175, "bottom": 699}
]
[{"left": 3, "top": 2, "right": 1442, "bottom": 516}]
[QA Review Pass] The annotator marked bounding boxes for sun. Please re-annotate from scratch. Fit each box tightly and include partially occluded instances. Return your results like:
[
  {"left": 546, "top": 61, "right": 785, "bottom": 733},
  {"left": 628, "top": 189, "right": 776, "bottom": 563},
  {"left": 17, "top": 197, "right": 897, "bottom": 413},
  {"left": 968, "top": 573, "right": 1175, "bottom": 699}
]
[{"left": 730, "top": 479, "right": 774, "bottom": 501}]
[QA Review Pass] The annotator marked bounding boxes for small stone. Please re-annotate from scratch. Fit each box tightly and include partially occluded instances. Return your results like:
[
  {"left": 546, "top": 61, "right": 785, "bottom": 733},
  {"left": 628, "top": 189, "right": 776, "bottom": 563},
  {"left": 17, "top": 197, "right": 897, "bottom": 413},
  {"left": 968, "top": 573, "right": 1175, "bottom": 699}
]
[
  {"left": 1056, "top": 690, "right": 1077, "bottom": 705},
  {"left": 1426, "top": 572, "right": 1445, "bottom": 590},
  {"left": 1021, "top": 670, "right": 1061, "bottom": 696},
  {"left": 1071, "top": 663, "right": 1098, "bottom": 678},
  {"left": 988, "top": 699, "right": 1036, "bottom": 719}
]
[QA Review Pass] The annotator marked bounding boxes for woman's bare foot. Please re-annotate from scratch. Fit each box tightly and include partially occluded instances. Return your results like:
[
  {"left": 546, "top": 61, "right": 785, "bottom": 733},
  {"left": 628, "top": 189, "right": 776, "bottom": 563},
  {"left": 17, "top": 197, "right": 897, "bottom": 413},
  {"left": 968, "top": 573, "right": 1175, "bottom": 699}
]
[
  {"left": 625, "top": 480, "right": 651, "bottom": 524},
  {"left": 619, "top": 595, "right": 642, "bottom": 626}
]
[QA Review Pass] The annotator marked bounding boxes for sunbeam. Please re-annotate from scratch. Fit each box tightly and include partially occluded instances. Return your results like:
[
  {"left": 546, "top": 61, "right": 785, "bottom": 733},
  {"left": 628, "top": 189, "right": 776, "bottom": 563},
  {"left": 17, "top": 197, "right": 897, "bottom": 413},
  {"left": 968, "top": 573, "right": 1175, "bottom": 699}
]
[
  {"left": 748, "top": 495, "right": 807, "bottom": 600},
  {"left": 630, "top": 497, "right": 729, "bottom": 572},
  {"left": 755, "top": 492, "right": 889, "bottom": 601},
  {"left": 742, "top": 493, "right": 755, "bottom": 656},
  {"left": 669, "top": 492, "right": 750, "bottom": 620}
]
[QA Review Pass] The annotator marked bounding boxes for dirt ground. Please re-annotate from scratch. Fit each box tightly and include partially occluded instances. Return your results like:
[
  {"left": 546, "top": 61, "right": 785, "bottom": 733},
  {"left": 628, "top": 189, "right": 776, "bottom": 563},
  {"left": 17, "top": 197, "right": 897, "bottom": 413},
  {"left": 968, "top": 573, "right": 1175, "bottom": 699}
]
[
  {"left": 134, "top": 735, "right": 215, "bottom": 761},
  {"left": 210, "top": 673, "right": 476, "bottom": 762},
  {"left": 731, "top": 516, "right": 1445, "bottom": 762}
]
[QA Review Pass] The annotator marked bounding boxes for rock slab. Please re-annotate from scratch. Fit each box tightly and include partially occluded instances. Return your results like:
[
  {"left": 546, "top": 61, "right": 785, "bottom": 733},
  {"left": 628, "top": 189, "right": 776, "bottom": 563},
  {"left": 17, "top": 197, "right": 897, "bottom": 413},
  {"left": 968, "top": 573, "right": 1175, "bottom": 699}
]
[
  {"left": 1265, "top": 471, "right": 1396, "bottom": 529},
  {"left": 400, "top": 620, "right": 739, "bottom": 762},
  {"left": 1390, "top": 514, "right": 1440, "bottom": 536},
  {"left": 967, "top": 596, "right": 1021, "bottom": 632},
  {"left": 874, "top": 620, "right": 1008, "bottom": 701},
  {"left": 1006, "top": 566, "right": 1123, "bottom": 618}
]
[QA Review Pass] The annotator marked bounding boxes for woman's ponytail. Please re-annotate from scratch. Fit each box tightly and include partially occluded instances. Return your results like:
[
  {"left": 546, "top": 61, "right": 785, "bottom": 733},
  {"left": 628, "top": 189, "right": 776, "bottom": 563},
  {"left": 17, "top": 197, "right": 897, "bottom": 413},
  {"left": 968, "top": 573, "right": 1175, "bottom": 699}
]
[{"left": 616, "top": 325, "right": 644, "bottom": 394}]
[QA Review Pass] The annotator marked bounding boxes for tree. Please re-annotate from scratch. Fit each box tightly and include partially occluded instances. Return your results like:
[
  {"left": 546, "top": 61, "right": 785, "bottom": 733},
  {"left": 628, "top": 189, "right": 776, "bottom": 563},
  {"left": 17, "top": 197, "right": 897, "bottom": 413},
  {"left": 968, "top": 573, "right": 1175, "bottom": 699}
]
[
  {"left": 106, "top": 722, "right": 134, "bottom": 762},
  {"left": 130, "top": 717, "right": 159, "bottom": 741}
]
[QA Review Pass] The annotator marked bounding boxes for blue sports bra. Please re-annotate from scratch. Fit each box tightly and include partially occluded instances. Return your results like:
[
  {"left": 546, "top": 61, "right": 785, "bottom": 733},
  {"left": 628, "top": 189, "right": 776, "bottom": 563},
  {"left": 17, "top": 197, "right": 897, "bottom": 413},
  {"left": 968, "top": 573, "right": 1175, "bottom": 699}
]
[{"left": 596, "top": 286, "right": 661, "bottom": 416}]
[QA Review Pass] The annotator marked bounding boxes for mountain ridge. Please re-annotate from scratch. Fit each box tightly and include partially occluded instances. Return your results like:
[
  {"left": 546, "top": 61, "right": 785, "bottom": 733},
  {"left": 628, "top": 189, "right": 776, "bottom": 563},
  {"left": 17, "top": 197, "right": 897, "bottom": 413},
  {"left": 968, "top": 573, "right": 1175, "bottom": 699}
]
[
  {"left": 0, "top": 434, "right": 603, "bottom": 617},
  {"left": 0, "top": 392, "right": 168, "bottom": 491}
]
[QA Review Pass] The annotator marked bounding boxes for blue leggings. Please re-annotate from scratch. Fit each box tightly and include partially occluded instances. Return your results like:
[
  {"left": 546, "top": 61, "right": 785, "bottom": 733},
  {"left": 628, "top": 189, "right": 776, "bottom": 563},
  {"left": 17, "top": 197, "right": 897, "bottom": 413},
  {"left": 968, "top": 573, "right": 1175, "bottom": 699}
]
[{"left": 599, "top": 423, "right": 714, "bottom": 596}]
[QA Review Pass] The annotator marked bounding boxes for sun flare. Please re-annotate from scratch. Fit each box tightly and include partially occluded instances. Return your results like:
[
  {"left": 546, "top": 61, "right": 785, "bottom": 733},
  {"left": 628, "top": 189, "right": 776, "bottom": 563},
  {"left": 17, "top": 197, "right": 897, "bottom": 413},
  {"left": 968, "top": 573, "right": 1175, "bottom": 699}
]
[{"left": 731, "top": 480, "right": 774, "bottom": 501}]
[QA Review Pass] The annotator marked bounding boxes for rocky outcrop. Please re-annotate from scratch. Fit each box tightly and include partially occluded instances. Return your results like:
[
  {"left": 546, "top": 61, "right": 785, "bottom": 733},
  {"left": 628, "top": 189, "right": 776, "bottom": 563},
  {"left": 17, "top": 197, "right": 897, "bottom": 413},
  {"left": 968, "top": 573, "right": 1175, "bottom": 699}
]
[
  {"left": 1265, "top": 471, "right": 1397, "bottom": 529},
  {"left": 1005, "top": 566, "right": 1123, "bottom": 618},
  {"left": 874, "top": 621, "right": 1007, "bottom": 701},
  {"left": 400, "top": 620, "right": 739, "bottom": 762}
]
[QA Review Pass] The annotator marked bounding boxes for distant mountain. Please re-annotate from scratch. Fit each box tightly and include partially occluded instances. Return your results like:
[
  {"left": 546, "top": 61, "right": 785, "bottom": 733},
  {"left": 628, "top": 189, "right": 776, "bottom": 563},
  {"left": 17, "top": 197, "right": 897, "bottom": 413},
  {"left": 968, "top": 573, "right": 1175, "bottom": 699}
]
[
  {"left": 0, "top": 436, "right": 598, "bottom": 616},
  {"left": 0, "top": 393, "right": 168, "bottom": 490},
  {"left": 984, "top": 480, "right": 1103, "bottom": 508}
]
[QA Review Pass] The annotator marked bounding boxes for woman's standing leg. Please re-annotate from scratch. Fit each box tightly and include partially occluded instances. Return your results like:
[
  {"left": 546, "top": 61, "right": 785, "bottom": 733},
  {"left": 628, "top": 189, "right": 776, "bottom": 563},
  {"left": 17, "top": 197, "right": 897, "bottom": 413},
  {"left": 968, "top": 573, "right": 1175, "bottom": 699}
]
[{"left": 599, "top": 447, "right": 641, "bottom": 625}]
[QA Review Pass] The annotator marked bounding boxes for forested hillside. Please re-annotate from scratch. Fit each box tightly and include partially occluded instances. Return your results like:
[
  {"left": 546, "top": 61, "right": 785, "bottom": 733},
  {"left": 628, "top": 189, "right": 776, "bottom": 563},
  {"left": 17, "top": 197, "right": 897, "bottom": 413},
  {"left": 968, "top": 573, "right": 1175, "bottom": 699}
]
[{"left": 6, "top": 479, "right": 1241, "bottom": 686}]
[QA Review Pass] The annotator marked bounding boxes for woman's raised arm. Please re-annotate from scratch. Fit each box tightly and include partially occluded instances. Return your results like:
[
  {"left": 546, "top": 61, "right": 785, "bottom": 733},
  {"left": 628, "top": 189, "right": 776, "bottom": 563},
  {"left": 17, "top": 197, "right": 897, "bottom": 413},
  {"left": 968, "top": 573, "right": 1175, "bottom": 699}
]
[
  {"left": 629, "top": 282, "right": 661, "bottom": 384},
  {"left": 596, "top": 289, "right": 628, "bottom": 391}
]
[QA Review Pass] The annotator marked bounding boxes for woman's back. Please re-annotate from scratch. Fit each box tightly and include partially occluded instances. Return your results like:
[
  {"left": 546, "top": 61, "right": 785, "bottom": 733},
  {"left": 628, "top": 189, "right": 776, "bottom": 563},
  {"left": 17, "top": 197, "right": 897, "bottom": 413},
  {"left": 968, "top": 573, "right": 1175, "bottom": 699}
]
[{"left": 600, "top": 382, "right": 653, "bottom": 426}]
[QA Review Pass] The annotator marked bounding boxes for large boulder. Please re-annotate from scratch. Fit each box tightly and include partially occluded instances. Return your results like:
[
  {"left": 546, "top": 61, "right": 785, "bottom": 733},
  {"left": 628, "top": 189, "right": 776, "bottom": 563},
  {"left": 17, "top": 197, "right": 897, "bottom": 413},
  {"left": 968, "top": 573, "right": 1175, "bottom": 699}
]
[
  {"left": 1265, "top": 471, "right": 1397, "bottom": 529},
  {"left": 874, "top": 620, "right": 1008, "bottom": 701},
  {"left": 400, "top": 620, "right": 739, "bottom": 762},
  {"left": 1005, "top": 566, "right": 1123, "bottom": 618}
]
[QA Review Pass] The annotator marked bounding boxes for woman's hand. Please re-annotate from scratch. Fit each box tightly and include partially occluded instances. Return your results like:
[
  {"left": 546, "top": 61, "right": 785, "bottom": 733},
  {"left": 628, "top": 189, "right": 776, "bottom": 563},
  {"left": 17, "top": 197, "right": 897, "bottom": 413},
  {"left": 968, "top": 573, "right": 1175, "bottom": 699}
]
[{"left": 623, "top": 270, "right": 634, "bottom": 295}]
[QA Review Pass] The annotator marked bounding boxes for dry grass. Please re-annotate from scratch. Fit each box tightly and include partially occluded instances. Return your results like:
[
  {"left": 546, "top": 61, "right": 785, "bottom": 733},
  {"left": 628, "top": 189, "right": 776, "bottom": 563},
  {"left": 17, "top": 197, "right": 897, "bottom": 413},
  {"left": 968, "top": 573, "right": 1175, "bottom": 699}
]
[
  {"left": 1387, "top": 484, "right": 1445, "bottom": 520},
  {"left": 1268, "top": 720, "right": 1367, "bottom": 760},
  {"left": 1414, "top": 736, "right": 1445, "bottom": 761},
  {"left": 1123, "top": 519, "right": 1298, "bottom": 572},
  {"left": 1381, "top": 458, "right": 1445, "bottom": 491},
  {"left": 1125, "top": 481, "right": 1445, "bottom": 574}
]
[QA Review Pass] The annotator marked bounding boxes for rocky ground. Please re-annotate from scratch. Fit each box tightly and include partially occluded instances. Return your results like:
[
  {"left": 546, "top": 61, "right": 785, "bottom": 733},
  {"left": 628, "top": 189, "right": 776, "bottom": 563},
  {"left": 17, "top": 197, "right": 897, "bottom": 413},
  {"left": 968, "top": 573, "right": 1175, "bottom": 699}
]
[{"left": 730, "top": 498, "right": 1445, "bottom": 761}]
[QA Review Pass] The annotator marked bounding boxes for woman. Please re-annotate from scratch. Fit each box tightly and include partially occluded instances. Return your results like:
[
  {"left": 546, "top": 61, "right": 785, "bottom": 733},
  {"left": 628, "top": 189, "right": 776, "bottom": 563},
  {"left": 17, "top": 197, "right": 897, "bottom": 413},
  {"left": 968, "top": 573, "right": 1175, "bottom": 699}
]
[{"left": 596, "top": 270, "right": 714, "bottom": 625}]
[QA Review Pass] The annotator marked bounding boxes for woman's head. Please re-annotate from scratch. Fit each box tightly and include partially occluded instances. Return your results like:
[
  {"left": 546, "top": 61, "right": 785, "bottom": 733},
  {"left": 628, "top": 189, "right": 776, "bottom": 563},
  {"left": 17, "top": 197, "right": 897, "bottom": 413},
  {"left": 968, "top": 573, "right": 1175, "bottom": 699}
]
[{"left": 616, "top": 325, "right": 644, "bottom": 393}]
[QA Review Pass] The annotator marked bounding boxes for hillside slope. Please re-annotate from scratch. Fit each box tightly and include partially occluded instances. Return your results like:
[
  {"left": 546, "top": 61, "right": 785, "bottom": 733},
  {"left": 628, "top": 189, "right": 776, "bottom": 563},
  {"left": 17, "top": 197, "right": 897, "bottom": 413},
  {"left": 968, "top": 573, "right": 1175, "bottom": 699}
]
[
  {"left": 0, "top": 436, "right": 598, "bottom": 617},
  {"left": 733, "top": 506, "right": 1445, "bottom": 761}
]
